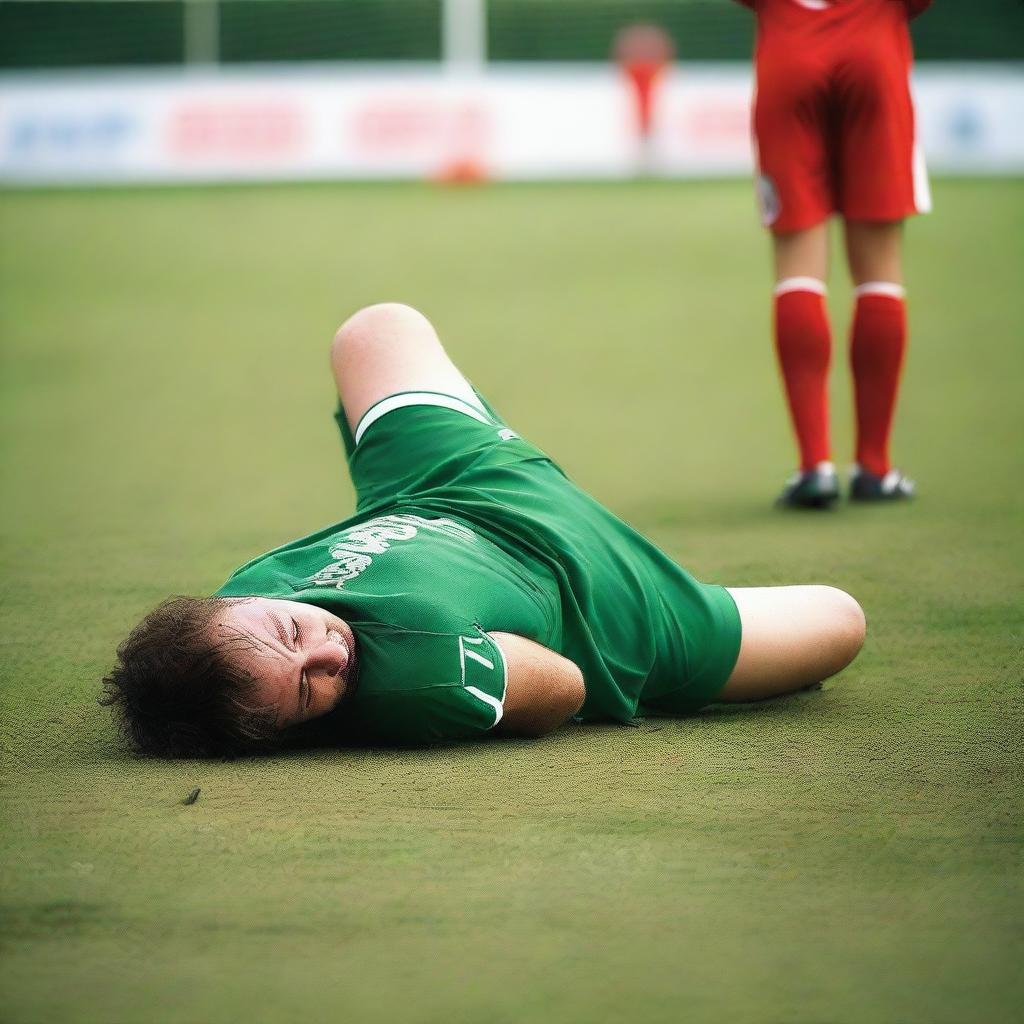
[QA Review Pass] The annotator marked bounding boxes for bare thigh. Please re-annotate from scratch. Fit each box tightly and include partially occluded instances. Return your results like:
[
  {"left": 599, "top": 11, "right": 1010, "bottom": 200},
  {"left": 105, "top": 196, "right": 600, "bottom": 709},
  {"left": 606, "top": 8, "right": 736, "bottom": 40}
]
[
  {"left": 772, "top": 223, "right": 830, "bottom": 283},
  {"left": 720, "top": 585, "right": 866, "bottom": 702},
  {"left": 843, "top": 219, "right": 904, "bottom": 286}
]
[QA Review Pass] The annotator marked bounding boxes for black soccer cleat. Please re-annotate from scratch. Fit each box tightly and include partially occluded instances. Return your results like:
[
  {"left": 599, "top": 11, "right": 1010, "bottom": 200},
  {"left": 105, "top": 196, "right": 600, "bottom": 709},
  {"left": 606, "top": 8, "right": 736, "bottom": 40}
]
[
  {"left": 849, "top": 465, "right": 915, "bottom": 502},
  {"left": 775, "top": 464, "right": 840, "bottom": 510}
]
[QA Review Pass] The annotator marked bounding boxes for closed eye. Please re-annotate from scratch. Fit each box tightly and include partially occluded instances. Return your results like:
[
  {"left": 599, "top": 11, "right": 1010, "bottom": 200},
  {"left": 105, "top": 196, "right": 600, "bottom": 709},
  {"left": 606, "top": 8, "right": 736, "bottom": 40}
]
[
  {"left": 290, "top": 617, "right": 301, "bottom": 647},
  {"left": 268, "top": 612, "right": 292, "bottom": 651}
]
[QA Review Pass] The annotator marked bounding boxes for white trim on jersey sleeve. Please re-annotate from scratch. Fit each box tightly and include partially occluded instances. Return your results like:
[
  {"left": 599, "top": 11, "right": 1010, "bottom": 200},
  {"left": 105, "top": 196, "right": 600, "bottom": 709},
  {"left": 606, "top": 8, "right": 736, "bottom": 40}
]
[
  {"left": 354, "top": 391, "right": 492, "bottom": 446},
  {"left": 465, "top": 686, "right": 503, "bottom": 725},
  {"left": 459, "top": 633, "right": 508, "bottom": 729}
]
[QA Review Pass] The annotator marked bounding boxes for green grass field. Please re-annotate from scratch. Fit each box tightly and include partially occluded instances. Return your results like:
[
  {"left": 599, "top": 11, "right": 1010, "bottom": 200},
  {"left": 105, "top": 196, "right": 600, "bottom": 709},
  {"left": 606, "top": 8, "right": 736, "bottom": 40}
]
[{"left": 1, "top": 179, "right": 1022, "bottom": 1024}]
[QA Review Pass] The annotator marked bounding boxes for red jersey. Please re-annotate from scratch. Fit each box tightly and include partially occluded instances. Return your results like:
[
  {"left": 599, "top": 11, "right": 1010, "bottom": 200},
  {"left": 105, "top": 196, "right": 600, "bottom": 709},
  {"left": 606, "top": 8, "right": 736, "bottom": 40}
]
[
  {"left": 739, "top": 0, "right": 927, "bottom": 59},
  {"left": 731, "top": 0, "right": 930, "bottom": 20}
]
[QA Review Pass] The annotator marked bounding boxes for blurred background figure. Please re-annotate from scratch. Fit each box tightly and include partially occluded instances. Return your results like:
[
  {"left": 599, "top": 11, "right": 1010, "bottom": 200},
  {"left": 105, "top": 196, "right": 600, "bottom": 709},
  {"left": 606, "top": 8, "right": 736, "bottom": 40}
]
[
  {"left": 732, "top": 0, "right": 933, "bottom": 509},
  {"left": 613, "top": 22, "right": 675, "bottom": 176},
  {"left": 2, "top": 1, "right": 1020, "bottom": 187}
]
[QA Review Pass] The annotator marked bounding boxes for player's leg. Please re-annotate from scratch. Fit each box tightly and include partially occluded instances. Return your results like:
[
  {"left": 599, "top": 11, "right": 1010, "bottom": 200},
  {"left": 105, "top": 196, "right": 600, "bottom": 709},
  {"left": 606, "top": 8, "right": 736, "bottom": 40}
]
[
  {"left": 773, "top": 225, "right": 829, "bottom": 284},
  {"left": 845, "top": 220, "right": 903, "bottom": 287},
  {"left": 835, "top": 33, "right": 926, "bottom": 501},
  {"left": 843, "top": 220, "right": 915, "bottom": 499},
  {"left": 329, "top": 303, "right": 533, "bottom": 510},
  {"left": 719, "top": 585, "right": 865, "bottom": 702},
  {"left": 753, "top": 47, "right": 839, "bottom": 508},
  {"left": 770, "top": 226, "right": 839, "bottom": 508},
  {"left": 331, "top": 302, "right": 482, "bottom": 433}
]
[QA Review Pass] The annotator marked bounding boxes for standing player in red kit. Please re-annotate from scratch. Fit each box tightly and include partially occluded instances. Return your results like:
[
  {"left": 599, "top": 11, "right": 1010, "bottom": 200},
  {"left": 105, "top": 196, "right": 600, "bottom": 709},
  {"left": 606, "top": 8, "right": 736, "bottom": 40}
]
[{"left": 733, "top": 0, "right": 932, "bottom": 507}]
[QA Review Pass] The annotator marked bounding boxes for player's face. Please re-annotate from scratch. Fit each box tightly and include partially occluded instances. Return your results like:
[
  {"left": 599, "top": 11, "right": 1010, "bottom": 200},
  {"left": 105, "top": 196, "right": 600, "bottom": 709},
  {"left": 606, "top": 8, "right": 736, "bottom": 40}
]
[{"left": 215, "top": 598, "right": 357, "bottom": 731}]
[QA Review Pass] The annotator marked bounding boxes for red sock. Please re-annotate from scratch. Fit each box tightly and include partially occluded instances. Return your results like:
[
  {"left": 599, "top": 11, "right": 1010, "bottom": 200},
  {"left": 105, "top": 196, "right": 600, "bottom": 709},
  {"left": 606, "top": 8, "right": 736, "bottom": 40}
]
[
  {"left": 774, "top": 279, "right": 832, "bottom": 471},
  {"left": 850, "top": 284, "right": 907, "bottom": 477}
]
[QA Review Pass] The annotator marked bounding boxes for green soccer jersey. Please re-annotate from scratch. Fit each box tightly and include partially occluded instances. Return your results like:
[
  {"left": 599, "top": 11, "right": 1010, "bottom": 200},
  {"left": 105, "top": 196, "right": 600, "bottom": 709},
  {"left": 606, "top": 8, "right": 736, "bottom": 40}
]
[{"left": 216, "top": 390, "right": 741, "bottom": 744}]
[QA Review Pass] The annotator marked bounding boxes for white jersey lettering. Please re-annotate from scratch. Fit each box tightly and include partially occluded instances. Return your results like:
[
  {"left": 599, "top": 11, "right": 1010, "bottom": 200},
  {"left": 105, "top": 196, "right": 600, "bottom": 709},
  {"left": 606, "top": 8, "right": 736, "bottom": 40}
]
[{"left": 310, "top": 514, "right": 475, "bottom": 590}]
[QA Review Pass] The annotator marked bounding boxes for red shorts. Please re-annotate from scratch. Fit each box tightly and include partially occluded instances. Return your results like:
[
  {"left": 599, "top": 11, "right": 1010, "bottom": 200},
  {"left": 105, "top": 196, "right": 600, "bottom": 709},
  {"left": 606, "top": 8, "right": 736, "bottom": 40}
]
[{"left": 752, "top": 31, "right": 931, "bottom": 233}]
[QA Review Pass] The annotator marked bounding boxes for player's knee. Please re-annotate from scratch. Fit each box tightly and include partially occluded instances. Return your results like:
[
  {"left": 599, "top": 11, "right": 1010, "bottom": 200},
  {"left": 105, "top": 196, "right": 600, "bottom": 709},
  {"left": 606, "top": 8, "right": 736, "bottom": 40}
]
[{"left": 331, "top": 302, "right": 431, "bottom": 364}]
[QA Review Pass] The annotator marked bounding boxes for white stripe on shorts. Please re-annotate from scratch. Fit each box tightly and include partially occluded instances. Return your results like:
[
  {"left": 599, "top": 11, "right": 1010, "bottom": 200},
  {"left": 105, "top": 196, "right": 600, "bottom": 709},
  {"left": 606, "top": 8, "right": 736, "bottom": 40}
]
[
  {"left": 909, "top": 73, "right": 933, "bottom": 215},
  {"left": 912, "top": 140, "right": 932, "bottom": 215},
  {"left": 354, "top": 391, "right": 492, "bottom": 446}
]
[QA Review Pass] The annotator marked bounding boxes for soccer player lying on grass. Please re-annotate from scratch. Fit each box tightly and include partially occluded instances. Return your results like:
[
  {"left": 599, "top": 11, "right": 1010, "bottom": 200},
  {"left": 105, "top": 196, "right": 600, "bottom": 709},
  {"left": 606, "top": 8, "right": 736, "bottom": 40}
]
[{"left": 102, "top": 303, "right": 866, "bottom": 757}]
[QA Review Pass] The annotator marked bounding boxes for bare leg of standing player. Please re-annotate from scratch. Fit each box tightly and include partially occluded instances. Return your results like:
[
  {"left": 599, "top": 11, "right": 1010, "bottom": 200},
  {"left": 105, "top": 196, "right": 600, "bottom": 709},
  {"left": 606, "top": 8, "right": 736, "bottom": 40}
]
[
  {"left": 770, "top": 220, "right": 915, "bottom": 507},
  {"left": 843, "top": 220, "right": 915, "bottom": 500},
  {"left": 770, "top": 224, "right": 840, "bottom": 508}
]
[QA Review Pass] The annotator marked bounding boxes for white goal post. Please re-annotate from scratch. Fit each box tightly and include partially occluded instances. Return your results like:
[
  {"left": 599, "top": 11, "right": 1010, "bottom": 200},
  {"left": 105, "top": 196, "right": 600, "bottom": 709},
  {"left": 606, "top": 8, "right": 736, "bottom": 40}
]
[{"left": 2, "top": 0, "right": 487, "bottom": 69}]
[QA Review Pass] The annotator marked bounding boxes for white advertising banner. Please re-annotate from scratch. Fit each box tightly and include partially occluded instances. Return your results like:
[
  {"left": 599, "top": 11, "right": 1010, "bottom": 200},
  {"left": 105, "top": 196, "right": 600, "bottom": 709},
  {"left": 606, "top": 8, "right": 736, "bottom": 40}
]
[{"left": 1, "top": 63, "right": 1022, "bottom": 185}]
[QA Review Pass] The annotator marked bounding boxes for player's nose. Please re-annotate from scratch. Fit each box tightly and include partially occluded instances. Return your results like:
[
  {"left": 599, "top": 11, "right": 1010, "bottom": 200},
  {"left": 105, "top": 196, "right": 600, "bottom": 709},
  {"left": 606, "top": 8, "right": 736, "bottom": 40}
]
[{"left": 304, "top": 640, "right": 349, "bottom": 680}]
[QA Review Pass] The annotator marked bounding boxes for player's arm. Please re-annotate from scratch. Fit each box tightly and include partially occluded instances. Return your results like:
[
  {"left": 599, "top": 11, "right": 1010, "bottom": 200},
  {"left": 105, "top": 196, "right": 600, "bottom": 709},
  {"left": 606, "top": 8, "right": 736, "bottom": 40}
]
[{"left": 489, "top": 633, "right": 585, "bottom": 738}]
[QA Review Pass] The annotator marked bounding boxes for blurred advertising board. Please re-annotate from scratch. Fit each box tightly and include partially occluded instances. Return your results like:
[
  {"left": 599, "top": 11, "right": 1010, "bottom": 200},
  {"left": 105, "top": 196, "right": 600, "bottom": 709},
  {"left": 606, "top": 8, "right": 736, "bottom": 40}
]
[{"left": 2, "top": 64, "right": 1022, "bottom": 184}]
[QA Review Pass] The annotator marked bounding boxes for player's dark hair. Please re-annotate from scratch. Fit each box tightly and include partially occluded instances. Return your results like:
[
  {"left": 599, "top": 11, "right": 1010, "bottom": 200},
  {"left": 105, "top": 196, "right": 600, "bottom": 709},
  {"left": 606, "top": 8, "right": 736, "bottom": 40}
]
[{"left": 100, "top": 596, "right": 279, "bottom": 758}]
